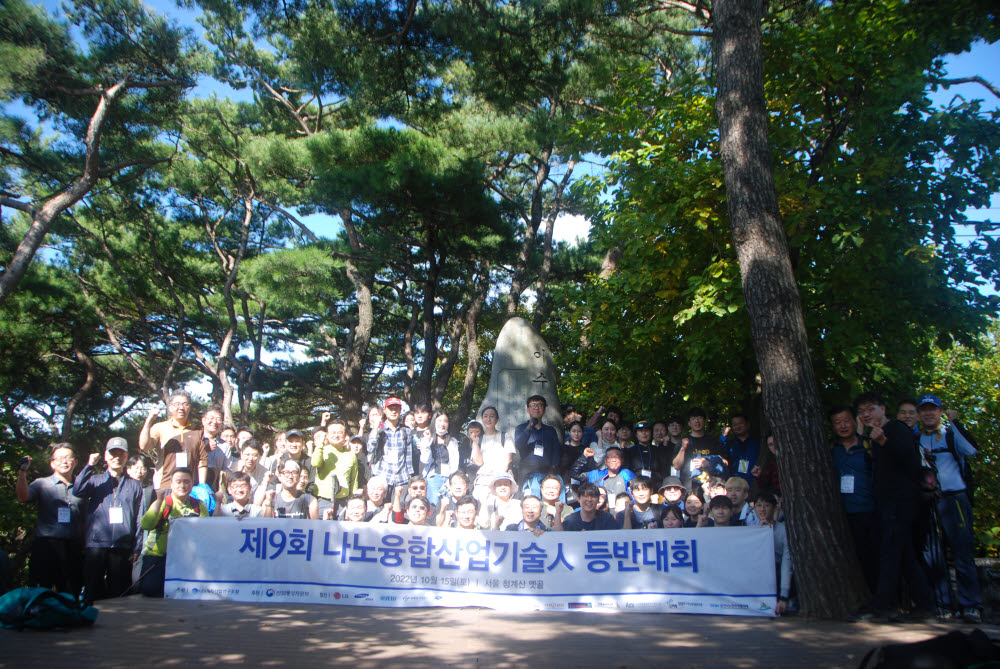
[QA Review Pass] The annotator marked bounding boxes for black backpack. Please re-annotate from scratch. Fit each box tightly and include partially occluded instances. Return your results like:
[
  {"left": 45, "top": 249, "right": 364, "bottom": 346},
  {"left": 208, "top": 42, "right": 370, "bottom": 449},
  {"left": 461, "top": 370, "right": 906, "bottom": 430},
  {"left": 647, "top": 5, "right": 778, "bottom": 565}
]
[{"left": 945, "top": 422, "right": 978, "bottom": 506}]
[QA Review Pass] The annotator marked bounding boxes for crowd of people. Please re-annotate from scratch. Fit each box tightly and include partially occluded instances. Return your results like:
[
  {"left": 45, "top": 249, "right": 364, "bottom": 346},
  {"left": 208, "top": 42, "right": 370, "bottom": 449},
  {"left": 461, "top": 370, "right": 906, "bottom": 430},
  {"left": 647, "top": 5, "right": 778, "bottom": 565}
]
[{"left": 14, "top": 389, "right": 982, "bottom": 623}]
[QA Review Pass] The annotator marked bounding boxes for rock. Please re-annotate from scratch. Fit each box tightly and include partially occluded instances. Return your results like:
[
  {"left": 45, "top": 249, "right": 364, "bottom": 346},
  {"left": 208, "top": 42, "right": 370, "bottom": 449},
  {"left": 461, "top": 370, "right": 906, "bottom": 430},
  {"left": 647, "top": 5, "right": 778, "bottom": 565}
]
[{"left": 477, "top": 317, "right": 562, "bottom": 438}]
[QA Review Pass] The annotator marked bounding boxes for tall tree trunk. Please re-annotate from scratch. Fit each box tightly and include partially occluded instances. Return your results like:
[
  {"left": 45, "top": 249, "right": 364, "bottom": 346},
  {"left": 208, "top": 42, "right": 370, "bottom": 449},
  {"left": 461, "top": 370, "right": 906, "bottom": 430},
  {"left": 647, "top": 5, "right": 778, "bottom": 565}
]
[
  {"left": 455, "top": 271, "right": 490, "bottom": 424},
  {"left": 430, "top": 316, "right": 464, "bottom": 411},
  {"left": 417, "top": 245, "right": 442, "bottom": 406},
  {"left": 61, "top": 342, "right": 97, "bottom": 439},
  {"left": 713, "top": 0, "right": 868, "bottom": 619},
  {"left": 506, "top": 145, "right": 553, "bottom": 317},
  {"left": 338, "top": 208, "right": 375, "bottom": 429}
]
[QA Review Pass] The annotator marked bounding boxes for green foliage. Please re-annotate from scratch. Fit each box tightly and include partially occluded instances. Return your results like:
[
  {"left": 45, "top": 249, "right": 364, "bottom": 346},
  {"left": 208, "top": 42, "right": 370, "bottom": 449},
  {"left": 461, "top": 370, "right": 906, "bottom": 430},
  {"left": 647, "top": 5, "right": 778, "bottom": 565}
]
[{"left": 553, "top": 0, "right": 1000, "bottom": 422}]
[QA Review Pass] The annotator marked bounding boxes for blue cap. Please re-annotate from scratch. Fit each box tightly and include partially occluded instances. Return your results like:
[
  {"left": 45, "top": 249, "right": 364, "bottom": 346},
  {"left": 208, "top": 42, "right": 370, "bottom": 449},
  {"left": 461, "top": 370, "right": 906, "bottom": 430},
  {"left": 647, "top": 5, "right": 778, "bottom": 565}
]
[{"left": 917, "top": 394, "right": 943, "bottom": 408}]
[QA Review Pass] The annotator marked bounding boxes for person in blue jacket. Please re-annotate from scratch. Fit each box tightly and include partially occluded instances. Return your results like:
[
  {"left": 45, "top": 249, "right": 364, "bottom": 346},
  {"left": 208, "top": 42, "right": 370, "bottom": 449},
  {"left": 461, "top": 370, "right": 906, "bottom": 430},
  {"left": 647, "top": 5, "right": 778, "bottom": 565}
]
[{"left": 74, "top": 437, "right": 145, "bottom": 603}]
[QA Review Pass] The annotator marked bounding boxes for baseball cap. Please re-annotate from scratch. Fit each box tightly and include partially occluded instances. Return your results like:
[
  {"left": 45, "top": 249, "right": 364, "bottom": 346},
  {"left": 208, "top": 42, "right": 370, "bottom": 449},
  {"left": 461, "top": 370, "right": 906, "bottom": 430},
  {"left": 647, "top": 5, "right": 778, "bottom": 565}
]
[
  {"left": 384, "top": 397, "right": 403, "bottom": 408},
  {"left": 105, "top": 437, "right": 128, "bottom": 453},
  {"left": 285, "top": 429, "right": 304, "bottom": 440},
  {"left": 917, "top": 394, "right": 943, "bottom": 408}
]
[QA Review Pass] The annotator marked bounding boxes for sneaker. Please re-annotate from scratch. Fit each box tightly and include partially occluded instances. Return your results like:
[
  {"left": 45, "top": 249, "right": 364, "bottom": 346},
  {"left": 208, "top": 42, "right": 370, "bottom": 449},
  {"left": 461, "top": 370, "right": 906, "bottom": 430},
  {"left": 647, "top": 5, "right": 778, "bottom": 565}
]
[
  {"left": 962, "top": 608, "right": 983, "bottom": 624},
  {"left": 936, "top": 607, "right": 955, "bottom": 622}
]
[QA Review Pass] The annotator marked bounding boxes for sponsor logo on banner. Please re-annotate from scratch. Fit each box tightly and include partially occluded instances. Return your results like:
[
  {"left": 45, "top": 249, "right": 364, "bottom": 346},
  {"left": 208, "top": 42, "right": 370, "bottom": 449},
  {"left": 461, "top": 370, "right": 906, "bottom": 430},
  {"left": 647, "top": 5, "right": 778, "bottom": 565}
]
[
  {"left": 355, "top": 593, "right": 369, "bottom": 599},
  {"left": 544, "top": 603, "right": 565, "bottom": 610},
  {"left": 266, "top": 589, "right": 275, "bottom": 598},
  {"left": 624, "top": 601, "right": 659, "bottom": 610},
  {"left": 568, "top": 602, "right": 592, "bottom": 609},
  {"left": 381, "top": 595, "right": 397, "bottom": 602},
  {"left": 758, "top": 602, "right": 772, "bottom": 611}
]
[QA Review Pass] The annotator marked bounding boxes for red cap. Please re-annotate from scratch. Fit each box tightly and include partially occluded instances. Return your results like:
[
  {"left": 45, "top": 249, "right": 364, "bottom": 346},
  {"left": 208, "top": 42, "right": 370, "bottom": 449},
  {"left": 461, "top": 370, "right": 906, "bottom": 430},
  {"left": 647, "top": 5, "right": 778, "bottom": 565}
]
[{"left": 384, "top": 397, "right": 403, "bottom": 407}]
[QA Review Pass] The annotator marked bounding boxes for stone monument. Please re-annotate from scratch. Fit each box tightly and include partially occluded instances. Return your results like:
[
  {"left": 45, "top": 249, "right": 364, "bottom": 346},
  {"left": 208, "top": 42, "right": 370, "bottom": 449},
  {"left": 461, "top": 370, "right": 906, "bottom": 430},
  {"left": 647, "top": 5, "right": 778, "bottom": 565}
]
[{"left": 477, "top": 317, "right": 562, "bottom": 438}]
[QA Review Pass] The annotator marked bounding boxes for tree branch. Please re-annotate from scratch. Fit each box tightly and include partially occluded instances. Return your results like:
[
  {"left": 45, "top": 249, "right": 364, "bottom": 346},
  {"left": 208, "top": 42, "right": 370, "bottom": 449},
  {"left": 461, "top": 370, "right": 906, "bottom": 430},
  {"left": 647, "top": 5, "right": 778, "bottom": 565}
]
[{"left": 938, "top": 75, "right": 1000, "bottom": 100}]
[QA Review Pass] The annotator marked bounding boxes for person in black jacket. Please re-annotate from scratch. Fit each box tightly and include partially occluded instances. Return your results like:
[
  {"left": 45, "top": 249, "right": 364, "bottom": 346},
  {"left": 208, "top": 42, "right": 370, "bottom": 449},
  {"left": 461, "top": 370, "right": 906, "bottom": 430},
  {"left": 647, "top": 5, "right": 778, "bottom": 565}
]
[{"left": 850, "top": 392, "right": 934, "bottom": 623}]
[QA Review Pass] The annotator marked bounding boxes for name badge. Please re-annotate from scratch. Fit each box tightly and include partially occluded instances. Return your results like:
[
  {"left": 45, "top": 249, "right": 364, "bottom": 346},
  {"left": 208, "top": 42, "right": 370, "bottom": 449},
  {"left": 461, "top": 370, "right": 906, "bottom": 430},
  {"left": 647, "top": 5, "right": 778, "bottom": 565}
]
[
  {"left": 57, "top": 507, "right": 72, "bottom": 524},
  {"left": 641, "top": 468, "right": 652, "bottom": 478},
  {"left": 738, "top": 459, "right": 749, "bottom": 474},
  {"left": 175, "top": 452, "right": 188, "bottom": 468},
  {"left": 840, "top": 475, "right": 855, "bottom": 494},
  {"left": 109, "top": 506, "right": 124, "bottom": 524},
  {"left": 533, "top": 445, "right": 545, "bottom": 458}
]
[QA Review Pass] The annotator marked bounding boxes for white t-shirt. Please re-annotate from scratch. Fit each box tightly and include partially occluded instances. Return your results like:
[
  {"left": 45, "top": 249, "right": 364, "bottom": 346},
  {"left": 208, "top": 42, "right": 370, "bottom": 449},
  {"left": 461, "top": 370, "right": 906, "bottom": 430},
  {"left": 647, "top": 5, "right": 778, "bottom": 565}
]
[{"left": 478, "top": 431, "right": 516, "bottom": 477}]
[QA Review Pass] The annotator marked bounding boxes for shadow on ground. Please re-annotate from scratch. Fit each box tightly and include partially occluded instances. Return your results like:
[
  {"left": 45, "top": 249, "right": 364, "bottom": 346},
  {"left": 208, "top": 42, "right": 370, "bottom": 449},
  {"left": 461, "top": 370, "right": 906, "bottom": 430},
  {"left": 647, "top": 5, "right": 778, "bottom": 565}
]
[{"left": 3, "top": 598, "right": 995, "bottom": 668}]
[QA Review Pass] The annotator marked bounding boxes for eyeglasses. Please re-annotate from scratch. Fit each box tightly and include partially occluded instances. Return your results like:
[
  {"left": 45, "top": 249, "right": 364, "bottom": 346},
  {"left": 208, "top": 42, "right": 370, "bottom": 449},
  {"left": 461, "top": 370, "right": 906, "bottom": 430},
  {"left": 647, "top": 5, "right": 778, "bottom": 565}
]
[
  {"left": 279, "top": 470, "right": 299, "bottom": 476},
  {"left": 171, "top": 402, "right": 191, "bottom": 408},
  {"left": 410, "top": 485, "right": 427, "bottom": 491},
  {"left": 527, "top": 402, "right": 545, "bottom": 409}
]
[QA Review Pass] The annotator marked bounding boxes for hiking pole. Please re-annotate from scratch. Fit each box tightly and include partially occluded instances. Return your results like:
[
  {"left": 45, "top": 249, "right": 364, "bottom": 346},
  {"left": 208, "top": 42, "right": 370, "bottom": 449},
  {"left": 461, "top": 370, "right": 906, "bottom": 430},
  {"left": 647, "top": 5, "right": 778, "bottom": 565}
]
[{"left": 120, "top": 560, "right": 159, "bottom": 597}]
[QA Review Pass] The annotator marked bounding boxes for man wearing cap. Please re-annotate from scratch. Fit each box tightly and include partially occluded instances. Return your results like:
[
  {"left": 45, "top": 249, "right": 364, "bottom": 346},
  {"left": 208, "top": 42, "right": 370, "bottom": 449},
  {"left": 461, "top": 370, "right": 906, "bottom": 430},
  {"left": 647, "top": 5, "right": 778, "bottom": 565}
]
[
  {"left": 139, "top": 391, "right": 208, "bottom": 491},
  {"left": 626, "top": 421, "right": 669, "bottom": 490},
  {"left": 367, "top": 397, "right": 417, "bottom": 495},
  {"left": 917, "top": 394, "right": 983, "bottom": 623},
  {"left": 514, "top": 395, "right": 562, "bottom": 483},
  {"left": 270, "top": 429, "right": 315, "bottom": 482},
  {"left": 74, "top": 437, "right": 145, "bottom": 603}
]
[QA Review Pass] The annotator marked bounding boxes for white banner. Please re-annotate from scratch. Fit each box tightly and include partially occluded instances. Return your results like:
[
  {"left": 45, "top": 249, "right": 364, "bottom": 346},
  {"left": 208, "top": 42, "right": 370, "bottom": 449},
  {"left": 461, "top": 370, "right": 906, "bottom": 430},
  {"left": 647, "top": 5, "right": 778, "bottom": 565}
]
[{"left": 165, "top": 519, "right": 777, "bottom": 616}]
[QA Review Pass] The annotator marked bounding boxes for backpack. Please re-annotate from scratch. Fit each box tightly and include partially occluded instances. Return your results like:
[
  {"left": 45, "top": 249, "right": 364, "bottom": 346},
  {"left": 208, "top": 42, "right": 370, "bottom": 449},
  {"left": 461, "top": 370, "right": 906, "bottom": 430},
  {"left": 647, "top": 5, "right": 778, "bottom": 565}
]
[
  {"left": 0, "top": 587, "right": 98, "bottom": 630},
  {"left": 370, "top": 426, "right": 414, "bottom": 469},
  {"left": 945, "top": 423, "right": 978, "bottom": 506}
]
